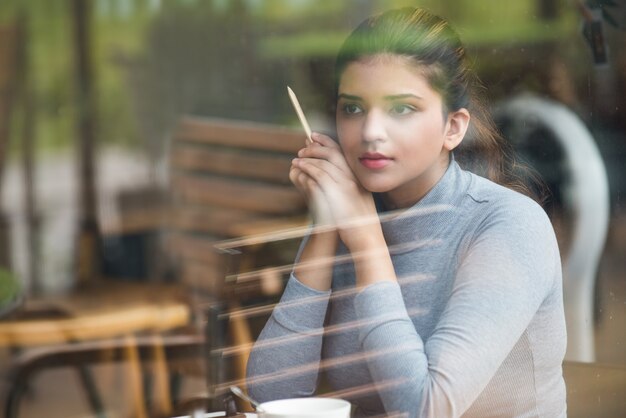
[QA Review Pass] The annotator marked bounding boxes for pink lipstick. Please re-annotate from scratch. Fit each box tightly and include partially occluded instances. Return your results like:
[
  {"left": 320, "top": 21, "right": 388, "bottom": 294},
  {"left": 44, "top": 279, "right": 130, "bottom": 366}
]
[{"left": 359, "top": 152, "right": 392, "bottom": 169}]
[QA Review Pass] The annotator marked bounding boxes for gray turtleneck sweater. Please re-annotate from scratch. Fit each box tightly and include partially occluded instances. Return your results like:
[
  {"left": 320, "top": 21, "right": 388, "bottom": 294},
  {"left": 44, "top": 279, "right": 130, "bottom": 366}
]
[{"left": 246, "top": 161, "right": 567, "bottom": 418}]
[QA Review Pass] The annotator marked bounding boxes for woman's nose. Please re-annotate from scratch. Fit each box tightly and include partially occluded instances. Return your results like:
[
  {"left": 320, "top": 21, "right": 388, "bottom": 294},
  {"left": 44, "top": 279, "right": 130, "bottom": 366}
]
[{"left": 362, "top": 110, "right": 387, "bottom": 144}]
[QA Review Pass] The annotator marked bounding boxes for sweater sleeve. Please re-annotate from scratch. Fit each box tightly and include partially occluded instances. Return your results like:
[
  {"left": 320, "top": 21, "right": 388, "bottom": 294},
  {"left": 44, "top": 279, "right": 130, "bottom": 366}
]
[
  {"left": 246, "top": 273, "right": 331, "bottom": 402},
  {"left": 354, "top": 198, "right": 560, "bottom": 417}
]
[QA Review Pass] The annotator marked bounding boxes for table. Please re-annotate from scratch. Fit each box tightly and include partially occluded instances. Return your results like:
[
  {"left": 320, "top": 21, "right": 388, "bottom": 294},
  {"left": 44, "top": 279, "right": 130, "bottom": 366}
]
[
  {"left": 0, "top": 281, "right": 190, "bottom": 346},
  {"left": 1, "top": 280, "right": 192, "bottom": 418}
]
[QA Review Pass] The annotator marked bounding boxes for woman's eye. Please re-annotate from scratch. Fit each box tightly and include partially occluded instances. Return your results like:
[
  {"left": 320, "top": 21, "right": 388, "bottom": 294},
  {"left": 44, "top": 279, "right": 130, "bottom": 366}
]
[
  {"left": 389, "top": 104, "right": 414, "bottom": 116},
  {"left": 343, "top": 103, "right": 363, "bottom": 115}
]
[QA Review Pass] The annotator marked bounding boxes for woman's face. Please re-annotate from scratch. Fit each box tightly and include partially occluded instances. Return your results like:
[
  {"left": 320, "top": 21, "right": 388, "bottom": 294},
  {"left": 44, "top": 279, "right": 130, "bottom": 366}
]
[{"left": 336, "top": 54, "right": 467, "bottom": 208}]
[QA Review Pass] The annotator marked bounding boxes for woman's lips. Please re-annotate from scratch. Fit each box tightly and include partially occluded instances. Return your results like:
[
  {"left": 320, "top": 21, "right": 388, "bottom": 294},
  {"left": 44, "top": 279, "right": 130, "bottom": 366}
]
[{"left": 359, "top": 153, "right": 392, "bottom": 169}]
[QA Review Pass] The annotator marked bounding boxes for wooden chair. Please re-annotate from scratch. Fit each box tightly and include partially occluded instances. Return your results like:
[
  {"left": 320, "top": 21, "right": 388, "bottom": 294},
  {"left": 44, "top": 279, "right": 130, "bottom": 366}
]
[
  {"left": 4, "top": 333, "right": 206, "bottom": 418},
  {"left": 0, "top": 282, "right": 193, "bottom": 417},
  {"left": 166, "top": 116, "right": 309, "bottom": 395}
]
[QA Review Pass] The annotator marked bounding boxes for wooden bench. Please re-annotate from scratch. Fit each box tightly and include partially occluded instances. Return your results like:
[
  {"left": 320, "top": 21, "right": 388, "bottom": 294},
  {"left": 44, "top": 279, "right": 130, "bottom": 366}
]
[
  {"left": 165, "top": 116, "right": 310, "bottom": 396},
  {"left": 167, "top": 116, "right": 309, "bottom": 294}
]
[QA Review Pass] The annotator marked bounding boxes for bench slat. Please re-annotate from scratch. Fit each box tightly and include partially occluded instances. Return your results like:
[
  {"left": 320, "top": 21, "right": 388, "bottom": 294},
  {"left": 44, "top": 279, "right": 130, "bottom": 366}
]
[
  {"left": 172, "top": 175, "right": 305, "bottom": 215},
  {"left": 179, "top": 260, "right": 223, "bottom": 293},
  {"left": 166, "top": 234, "right": 222, "bottom": 265},
  {"left": 175, "top": 116, "right": 306, "bottom": 153},
  {"left": 170, "top": 207, "right": 262, "bottom": 237},
  {"left": 171, "top": 145, "right": 293, "bottom": 184}
]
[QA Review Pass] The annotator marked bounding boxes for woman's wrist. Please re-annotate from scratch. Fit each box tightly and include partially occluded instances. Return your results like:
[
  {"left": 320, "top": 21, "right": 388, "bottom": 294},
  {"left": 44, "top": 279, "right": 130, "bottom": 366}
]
[
  {"left": 352, "top": 243, "right": 396, "bottom": 288},
  {"left": 293, "top": 228, "right": 339, "bottom": 291},
  {"left": 341, "top": 224, "right": 397, "bottom": 288},
  {"left": 340, "top": 222, "right": 386, "bottom": 254}
]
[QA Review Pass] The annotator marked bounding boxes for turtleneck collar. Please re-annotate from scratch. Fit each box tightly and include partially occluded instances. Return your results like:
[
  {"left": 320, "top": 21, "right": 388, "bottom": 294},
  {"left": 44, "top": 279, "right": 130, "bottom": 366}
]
[{"left": 378, "top": 159, "right": 472, "bottom": 253}]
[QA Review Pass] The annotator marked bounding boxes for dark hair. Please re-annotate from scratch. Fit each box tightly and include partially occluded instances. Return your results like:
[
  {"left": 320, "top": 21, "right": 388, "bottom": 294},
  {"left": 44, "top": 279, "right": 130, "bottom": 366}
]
[{"left": 335, "top": 7, "right": 544, "bottom": 201}]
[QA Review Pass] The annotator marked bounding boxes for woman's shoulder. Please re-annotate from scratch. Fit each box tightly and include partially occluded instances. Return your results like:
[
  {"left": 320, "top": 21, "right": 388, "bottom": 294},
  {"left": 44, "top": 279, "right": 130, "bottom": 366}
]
[
  {"left": 461, "top": 172, "right": 562, "bottom": 289},
  {"left": 466, "top": 172, "right": 547, "bottom": 218},
  {"left": 463, "top": 172, "right": 555, "bottom": 242}
]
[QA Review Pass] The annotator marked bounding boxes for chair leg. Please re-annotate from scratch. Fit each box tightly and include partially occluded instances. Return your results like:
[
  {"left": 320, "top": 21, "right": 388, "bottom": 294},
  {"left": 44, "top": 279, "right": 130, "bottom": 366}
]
[
  {"left": 123, "top": 335, "right": 148, "bottom": 418},
  {"left": 169, "top": 371, "right": 182, "bottom": 406},
  {"left": 5, "top": 374, "right": 28, "bottom": 418},
  {"left": 229, "top": 301, "right": 253, "bottom": 382},
  {"left": 150, "top": 334, "right": 172, "bottom": 416},
  {"left": 228, "top": 301, "right": 254, "bottom": 413},
  {"left": 77, "top": 365, "right": 107, "bottom": 418},
  {"left": 228, "top": 249, "right": 259, "bottom": 412},
  {"left": 205, "top": 303, "right": 227, "bottom": 412},
  {"left": 5, "top": 348, "right": 107, "bottom": 418}
]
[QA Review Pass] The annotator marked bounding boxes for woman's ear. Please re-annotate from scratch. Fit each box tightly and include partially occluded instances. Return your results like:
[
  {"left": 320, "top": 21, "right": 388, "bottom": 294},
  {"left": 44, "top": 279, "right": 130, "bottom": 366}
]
[{"left": 443, "top": 108, "right": 470, "bottom": 151}]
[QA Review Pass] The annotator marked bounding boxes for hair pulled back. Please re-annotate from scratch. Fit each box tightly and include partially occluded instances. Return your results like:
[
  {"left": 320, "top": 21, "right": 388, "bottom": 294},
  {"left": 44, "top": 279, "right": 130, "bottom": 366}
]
[{"left": 335, "top": 7, "right": 539, "bottom": 199}]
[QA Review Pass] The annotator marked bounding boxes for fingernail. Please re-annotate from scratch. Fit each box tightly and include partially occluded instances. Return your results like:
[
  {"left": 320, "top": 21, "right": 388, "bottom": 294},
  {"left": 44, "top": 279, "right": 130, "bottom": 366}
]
[{"left": 298, "top": 149, "right": 304, "bottom": 157}]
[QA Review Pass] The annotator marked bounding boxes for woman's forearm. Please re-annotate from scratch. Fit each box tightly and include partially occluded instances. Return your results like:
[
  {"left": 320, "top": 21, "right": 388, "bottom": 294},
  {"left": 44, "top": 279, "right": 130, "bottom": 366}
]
[
  {"left": 345, "top": 224, "right": 397, "bottom": 288},
  {"left": 293, "top": 229, "right": 339, "bottom": 291}
]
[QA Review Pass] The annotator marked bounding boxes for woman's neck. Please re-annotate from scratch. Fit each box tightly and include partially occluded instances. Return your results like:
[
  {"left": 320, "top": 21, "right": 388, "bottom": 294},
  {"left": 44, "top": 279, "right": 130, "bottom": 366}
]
[{"left": 381, "top": 154, "right": 451, "bottom": 210}]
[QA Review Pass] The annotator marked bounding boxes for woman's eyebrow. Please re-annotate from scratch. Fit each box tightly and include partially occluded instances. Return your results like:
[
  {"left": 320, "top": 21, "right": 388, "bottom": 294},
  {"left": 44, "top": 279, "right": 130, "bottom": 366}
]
[
  {"left": 337, "top": 93, "right": 363, "bottom": 101},
  {"left": 384, "top": 94, "right": 423, "bottom": 101}
]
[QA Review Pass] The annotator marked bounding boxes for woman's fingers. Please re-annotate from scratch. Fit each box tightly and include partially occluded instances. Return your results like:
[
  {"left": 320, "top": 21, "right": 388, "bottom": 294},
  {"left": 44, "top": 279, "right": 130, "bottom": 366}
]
[
  {"left": 290, "top": 162, "right": 335, "bottom": 226},
  {"left": 290, "top": 165, "right": 311, "bottom": 195},
  {"left": 289, "top": 165, "right": 302, "bottom": 188},
  {"left": 294, "top": 157, "right": 353, "bottom": 189},
  {"left": 310, "top": 132, "right": 340, "bottom": 149},
  {"left": 290, "top": 163, "right": 325, "bottom": 198},
  {"left": 298, "top": 142, "right": 352, "bottom": 176},
  {"left": 298, "top": 143, "right": 337, "bottom": 160},
  {"left": 292, "top": 133, "right": 373, "bottom": 228}
]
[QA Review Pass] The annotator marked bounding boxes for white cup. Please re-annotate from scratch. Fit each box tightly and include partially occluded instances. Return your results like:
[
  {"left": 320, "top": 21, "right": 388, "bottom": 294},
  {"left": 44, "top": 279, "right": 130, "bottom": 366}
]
[{"left": 258, "top": 397, "right": 351, "bottom": 418}]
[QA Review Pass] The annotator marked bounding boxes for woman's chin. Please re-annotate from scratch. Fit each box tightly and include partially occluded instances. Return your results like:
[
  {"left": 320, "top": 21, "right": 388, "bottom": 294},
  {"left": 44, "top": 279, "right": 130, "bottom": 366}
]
[{"left": 359, "top": 179, "right": 395, "bottom": 194}]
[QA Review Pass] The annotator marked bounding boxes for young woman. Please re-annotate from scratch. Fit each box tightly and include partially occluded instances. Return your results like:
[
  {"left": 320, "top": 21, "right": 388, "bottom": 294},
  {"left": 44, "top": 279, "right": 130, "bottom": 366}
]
[{"left": 246, "top": 7, "right": 566, "bottom": 418}]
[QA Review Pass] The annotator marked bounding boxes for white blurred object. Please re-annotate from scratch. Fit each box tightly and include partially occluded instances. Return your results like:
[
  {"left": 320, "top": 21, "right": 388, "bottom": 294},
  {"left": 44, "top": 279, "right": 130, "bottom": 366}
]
[
  {"left": 494, "top": 95, "right": 610, "bottom": 362},
  {"left": 259, "top": 398, "right": 351, "bottom": 418}
]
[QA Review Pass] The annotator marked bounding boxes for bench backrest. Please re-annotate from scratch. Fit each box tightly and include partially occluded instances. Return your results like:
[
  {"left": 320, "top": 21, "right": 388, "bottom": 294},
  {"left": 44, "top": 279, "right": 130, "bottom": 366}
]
[{"left": 167, "top": 116, "right": 309, "bottom": 296}]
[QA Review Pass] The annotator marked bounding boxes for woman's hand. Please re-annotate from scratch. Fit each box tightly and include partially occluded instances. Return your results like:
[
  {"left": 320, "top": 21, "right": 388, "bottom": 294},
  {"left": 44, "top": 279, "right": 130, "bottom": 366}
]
[
  {"left": 289, "top": 139, "right": 335, "bottom": 228},
  {"left": 291, "top": 132, "right": 381, "bottom": 252},
  {"left": 290, "top": 132, "right": 395, "bottom": 288}
]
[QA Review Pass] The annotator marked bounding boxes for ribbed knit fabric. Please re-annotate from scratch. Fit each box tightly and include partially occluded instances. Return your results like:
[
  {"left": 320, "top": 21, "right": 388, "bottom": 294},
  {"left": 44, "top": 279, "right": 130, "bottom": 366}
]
[{"left": 246, "top": 161, "right": 567, "bottom": 418}]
